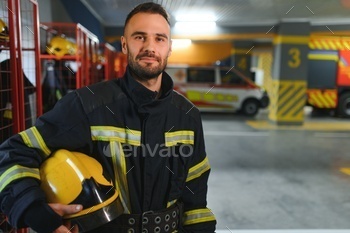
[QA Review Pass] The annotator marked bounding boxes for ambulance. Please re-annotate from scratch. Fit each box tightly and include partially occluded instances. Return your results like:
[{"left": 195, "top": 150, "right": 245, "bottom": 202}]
[{"left": 166, "top": 65, "right": 269, "bottom": 116}]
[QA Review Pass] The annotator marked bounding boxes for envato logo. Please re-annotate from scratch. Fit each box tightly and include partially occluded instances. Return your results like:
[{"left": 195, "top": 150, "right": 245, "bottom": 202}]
[{"left": 103, "top": 143, "right": 193, "bottom": 158}]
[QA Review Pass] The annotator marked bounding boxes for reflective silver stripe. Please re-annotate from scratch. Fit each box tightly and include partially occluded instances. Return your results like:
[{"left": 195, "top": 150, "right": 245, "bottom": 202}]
[
  {"left": 183, "top": 208, "right": 216, "bottom": 225},
  {"left": 165, "top": 130, "right": 194, "bottom": 147},
  {"left": 19, "top": 127, "right": 51, "bottom": 156},
  {"left": 0, "top": 165, "right": 40, "bottom": 192},
  {"left": 186, "top": 157, "right": 210, "bottom": 182},
  {"left": 167, "top": 199, "right": 177, "bottom": 208},
  {"left": 91, "top": 126, "right": 141, "bottom": 146},
  {"left": 110, "top": 141, "right": 131, "bottom": 214}
]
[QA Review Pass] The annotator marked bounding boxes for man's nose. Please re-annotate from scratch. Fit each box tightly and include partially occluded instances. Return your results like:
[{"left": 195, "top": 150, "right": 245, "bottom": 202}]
[{"left": 143, "top": 38, "right": 155, "bottom": 53}]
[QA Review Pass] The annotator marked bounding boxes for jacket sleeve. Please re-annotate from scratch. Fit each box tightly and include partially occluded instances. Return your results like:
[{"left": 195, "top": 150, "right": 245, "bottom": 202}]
[
  {"left": 0, "top": 91, "right": 92, "bottom": 233},
  {"left": 181, "top": 113, "right": 216, "bottom": 233}
]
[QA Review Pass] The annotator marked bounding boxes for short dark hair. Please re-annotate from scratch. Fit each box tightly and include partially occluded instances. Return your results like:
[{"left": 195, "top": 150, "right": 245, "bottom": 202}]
[{"left": 124, "top": 2, "right": 170, "bottom": 32}]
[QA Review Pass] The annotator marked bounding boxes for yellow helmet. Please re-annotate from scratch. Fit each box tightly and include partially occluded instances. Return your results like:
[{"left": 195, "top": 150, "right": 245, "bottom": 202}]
[
  {"left": 0, "top": 18, "right": 9, "bottom": 41},
  {"left": 46, "top": 36, "right": 77, "bottom": 58},
  {"left": 40, "top": 149, "right": 124, "bottom": 232}
]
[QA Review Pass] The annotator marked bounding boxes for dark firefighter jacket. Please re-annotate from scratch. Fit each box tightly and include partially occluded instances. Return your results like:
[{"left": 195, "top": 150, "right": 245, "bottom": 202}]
[{"left": 0, "top": 67, "right": 216, "bottom": 233}]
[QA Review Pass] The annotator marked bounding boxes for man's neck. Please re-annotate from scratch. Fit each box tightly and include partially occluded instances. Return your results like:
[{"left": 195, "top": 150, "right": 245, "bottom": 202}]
[{"left": 135, "top": 75, "right": 162, "bottom": 93}]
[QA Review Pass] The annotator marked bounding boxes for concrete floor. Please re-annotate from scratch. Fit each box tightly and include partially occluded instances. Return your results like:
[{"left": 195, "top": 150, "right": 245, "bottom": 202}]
[{"left": 204, "top": 110, "right": 350, "bottom": 230}]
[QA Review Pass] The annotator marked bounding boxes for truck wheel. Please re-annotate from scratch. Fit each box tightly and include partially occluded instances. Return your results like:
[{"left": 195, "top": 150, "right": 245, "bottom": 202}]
[
  {"left": 242, "top": 99, "right": 259, "bottom": 116},
  {"left": 337, "top": 92, "right": 350, "bottom": 118}
]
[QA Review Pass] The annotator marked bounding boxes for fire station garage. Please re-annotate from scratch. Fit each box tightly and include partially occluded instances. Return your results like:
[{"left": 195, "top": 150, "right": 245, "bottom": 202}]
[{"left": 1, "top": 0, "right": 350, "bottom": 232}]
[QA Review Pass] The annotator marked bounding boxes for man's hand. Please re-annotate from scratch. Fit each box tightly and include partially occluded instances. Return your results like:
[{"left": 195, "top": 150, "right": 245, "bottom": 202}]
[{"left": 49, "top": 203, "right": 82, "bottom": 233}]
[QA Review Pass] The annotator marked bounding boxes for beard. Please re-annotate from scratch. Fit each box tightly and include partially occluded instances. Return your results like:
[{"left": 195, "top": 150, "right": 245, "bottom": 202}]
[{"left": 128, "top": 50, "right": 168, "bottom": 81}]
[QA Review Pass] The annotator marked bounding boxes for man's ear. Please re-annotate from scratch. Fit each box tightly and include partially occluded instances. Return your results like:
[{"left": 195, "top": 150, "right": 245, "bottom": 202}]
[{"left": 121, "top": 36, "right": 127, "bottom": 54}]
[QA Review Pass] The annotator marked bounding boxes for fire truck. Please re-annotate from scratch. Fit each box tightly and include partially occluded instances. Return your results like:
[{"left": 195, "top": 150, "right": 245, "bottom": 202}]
[{"left": 307, "top": 36, "right": 350, "bottom": 117}]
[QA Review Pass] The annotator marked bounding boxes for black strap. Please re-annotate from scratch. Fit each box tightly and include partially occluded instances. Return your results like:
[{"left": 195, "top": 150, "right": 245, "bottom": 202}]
[{"left": 115, "top": 202, "right": 183, "bottom": 233}]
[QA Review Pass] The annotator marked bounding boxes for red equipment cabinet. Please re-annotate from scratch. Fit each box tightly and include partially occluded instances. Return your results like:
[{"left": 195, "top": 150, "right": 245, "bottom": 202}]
[
  {"left": 0, "top": 0, "right": 41, "bottom": 137},
  {"left": 39, "top": 22, "right": 100, "bottom": 112},
  {"left": 40, "top": 22, "right": 100, "bottom": 90},
  {"left": 99, "top": 43, "right": 117, "bottom": 81},
  {"left": 0, "top": 0, "right": 41, "bottom": 232}
]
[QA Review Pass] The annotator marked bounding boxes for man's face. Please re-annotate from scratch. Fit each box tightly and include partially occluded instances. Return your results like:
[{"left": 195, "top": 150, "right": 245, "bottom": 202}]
[{"left": 121, "top": 13, "right": 172, "bottom": 80}]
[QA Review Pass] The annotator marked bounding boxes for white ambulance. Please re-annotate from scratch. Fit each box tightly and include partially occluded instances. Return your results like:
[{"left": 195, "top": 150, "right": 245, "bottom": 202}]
[{"left": 165, "top": 65, "right": 269, "bottom": 116}]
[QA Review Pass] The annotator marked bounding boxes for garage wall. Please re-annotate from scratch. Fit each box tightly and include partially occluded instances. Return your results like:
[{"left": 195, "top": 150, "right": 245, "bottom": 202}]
[
  {"left": 37, "top": 0, "right": 72, "bottom": 23},
  {"left": 168, "top": 42, "right": 232, "bottom": 66}
]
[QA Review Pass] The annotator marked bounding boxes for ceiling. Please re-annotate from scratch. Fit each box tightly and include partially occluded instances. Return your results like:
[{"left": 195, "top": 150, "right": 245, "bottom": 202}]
[{"left": 81, "top": 0, "right": 350, "bottom": 27}]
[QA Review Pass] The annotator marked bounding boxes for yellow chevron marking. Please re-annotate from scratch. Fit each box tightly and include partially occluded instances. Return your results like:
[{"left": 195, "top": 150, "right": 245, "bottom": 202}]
[
  {"left": 329, "top": 41, "right": 337, "bottom": 50},
  {"left": 317, "top": 92, "right": 331, "bottom": 108},
  {"left": 309, "top": 42, "right": 315, "bottom": 49},
  {"left": 324, "top": 93, "right": 337, "bottom": 108},
  {"left": 278, "top": 85, "right": 295, "bottom": 104},
  {"left": 269, "top": 80, "right": 306, "bottom": 122},
  {"left": 278, "top": 87, "right": 305, "bottom": 115},
  {"left": 314, "top": 41, "right": 322, "bottom": 50},
  {"left": 309, "top": 37, "right": 350, "bottom": 50},
  {"left": 344, "top": 41, "right": 350, "bottom": 50},
  {"left": 309, "top": 92, "right": 322, "bottom": 107},
  {"left": 335, "top": 41, "right": 344, "bottom": 50},
  {"left": 289, "top": 98, "right": 305, "bottom": 117},
  {"left": 321, "top": 41, "right": 330, "bottom": 50}
]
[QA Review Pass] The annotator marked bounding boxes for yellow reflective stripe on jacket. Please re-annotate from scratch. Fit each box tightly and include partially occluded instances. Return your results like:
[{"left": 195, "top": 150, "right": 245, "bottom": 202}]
[
  {"left": 186, "top": 156, "right": 210, "bottom": 182},
  {"left": 110, "top": 141, "right": 131, "bottom": 214},
  {"left": 91, "top": 126, "right": 141, "bottom": 146},
  {"left": 183, "top": 208, "right": 216, "bottom": 225},
  {"left": 0, "top": 165, "right": 40, "bottom": 192},
  {"left": 19, "top": 127, "right": 51, "bottom": 156},
  {"left": 165, "top": 130, "right": 194, "bottom": 147}
]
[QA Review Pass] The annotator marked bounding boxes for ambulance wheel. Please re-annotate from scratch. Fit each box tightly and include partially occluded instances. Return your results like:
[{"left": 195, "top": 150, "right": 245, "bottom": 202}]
[
  {"left": 241, "top": 99, "right": 259, "bottom": 116},
  {"left": 337, "top": 92, "right": 350, "bottom": 118}
]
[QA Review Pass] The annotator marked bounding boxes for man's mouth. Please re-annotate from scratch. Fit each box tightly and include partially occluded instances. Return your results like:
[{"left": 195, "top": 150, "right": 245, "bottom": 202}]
[
  {"left": 140, "top": 56, "right": 156, "bottom": 61},
  {"left": 137, "top": 53, "right": 159, "bottom": 63}
]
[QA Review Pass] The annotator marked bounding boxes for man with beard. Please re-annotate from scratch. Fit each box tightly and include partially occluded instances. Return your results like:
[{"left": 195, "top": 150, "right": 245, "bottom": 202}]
[{"left": 0, "top": 2, "right": 216, "bottom": 233}]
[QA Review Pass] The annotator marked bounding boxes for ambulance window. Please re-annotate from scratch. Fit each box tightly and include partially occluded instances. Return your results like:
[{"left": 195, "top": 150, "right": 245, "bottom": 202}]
[
  {"left": 220, "top": 70, "right": 245, "bottom": 85},
  {"left": 187, "top": 68, "right": 215, "bottom": 83}
]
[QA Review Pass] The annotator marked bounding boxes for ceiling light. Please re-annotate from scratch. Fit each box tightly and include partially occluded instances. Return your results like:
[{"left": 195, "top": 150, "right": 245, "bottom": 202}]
[
  {"left": 172, "top": 39, "right": 192, "bottom": 49},
  {"left": 175, "top": 13, "right": 216, "bottom": 22},
  {"left": 174, "top": 21, "right": 216, "bottom": 31}
]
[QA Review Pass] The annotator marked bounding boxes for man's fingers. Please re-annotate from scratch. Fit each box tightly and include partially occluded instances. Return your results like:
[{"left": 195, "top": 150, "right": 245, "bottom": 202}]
[
  {"left": 48, "top": 203, "right": 83, "bottom": 216},
  {"left": 62, "top": 204, "right": 83, "bottom": 215},
  {"left": 53, "top": 225, "right": 73, "bottom": 233}
]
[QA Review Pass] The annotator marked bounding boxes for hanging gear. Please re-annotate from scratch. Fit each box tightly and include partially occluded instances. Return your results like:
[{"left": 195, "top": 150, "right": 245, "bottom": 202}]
[
  {"left": 0, "top": 19, "right": 9, "bottom": 41},
  {"left": 42, "top": 60, "right": 68, "bottom": 112},
  {"left": 40, "top": 149, "right": 124, "bottom": 232},
  {"left": 46, "top": 36, "right": 77, "bottom": 59}
]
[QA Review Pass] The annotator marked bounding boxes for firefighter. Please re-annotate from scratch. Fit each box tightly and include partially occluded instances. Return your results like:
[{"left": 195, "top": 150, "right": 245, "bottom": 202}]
[{"left": 0, "top": 2, "right": 216, "bottom": 233}]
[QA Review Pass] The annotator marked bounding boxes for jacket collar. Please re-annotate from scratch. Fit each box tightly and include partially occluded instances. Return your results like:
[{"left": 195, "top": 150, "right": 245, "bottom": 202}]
[{"left": 120, "top": 66, "right": 174, "bottom": 112}]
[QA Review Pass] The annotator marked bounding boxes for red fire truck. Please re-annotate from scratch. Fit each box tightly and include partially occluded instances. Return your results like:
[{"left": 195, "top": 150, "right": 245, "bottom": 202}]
[{"left": 307, "top": 36, "right": 350, "bottom": 117}]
